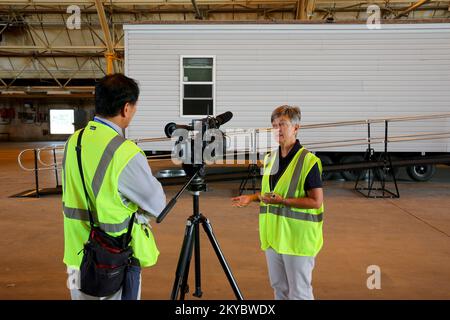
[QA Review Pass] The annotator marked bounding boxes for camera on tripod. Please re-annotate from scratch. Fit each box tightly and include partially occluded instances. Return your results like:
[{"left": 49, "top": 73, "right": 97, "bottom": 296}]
[
  {"left": 164, "top": 111, "right": 233, "bottom": 179},
  {"left": 158, "top": 110, "right": 244, "bottom": 300}
]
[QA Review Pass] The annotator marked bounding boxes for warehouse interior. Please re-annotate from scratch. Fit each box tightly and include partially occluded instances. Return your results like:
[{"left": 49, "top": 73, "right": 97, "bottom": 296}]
[
  {"left": 0, "top": 0, "right": 450, "bottom": 300},
  {"left": 1, "top": 1, "right": 450, "bottom": 141}
]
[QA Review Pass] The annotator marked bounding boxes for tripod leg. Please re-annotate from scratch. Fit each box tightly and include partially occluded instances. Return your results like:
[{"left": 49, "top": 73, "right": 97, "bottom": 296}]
[
  {"left": 238, "top": 175, "right": 246, "bottom": 196},
  {"left": 239, "top": 164, "right": 253, "bottom": 196},
  {"left": 238, "top": 167, "right": 249, "bottom": 196},
  {"left": 251, "top": 164, "right": 257, "bottom": 193},
  {"left": 193, "top": 220, "right": 203, "bottom": 298},
  {"left": 200, "top": 215, "right": 244, "bottom": 300},
  {"left": 171, "top": 219, "right": 195, "bottom": 300},
  {"left": 388, "top": 153, "right": 400, "bottom": 198},
  {"left": 179, "top": 237, "right": 193, "bottom": 300}
]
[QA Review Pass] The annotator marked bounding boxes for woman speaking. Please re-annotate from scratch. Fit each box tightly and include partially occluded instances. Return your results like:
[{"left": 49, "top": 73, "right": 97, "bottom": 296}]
[{"left": 232, "top": 105, "right": 324, "bottom": 300}]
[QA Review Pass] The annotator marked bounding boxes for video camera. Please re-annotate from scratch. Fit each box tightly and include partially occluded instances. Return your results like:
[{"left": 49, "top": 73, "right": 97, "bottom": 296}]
[
  {"left": 164, "top": 111, "right": 233, "bottom": 138},
  {"left": 164, "top": 111, "right": 233, "bottom": 178}
]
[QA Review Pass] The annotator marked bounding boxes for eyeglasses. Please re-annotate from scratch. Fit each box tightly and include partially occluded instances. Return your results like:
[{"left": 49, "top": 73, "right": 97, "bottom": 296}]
[{"left": 272, "top": 121, "right": 293, "bottom": 129}]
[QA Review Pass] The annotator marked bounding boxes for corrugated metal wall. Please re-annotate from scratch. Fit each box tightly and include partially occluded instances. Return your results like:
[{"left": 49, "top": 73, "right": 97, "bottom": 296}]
[{"left": 125, "top": 24, "right": 450, "bottom": 153}]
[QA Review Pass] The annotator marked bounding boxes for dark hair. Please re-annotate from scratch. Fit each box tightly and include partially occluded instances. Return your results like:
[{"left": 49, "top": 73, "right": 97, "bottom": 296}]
[{"left": 95, "top": 74, "right": 140, "bottom": 117}]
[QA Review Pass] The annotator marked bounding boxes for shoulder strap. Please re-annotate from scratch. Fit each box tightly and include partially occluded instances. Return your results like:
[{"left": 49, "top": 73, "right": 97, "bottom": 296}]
[
  {"left": 76, "top": 128, "right": 136, "bottom": 242},
  {"left": 124, "top": 212, "right": 136, "bottom": 247},
  {"left": 75, "top": 128, "right": 95, "bottom": 228}
]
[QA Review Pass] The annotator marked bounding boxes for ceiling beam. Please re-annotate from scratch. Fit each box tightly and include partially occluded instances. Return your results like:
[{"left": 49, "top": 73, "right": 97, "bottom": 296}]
[
  {"left": 395, "top": 0, "right": 432, "bottom": 18},
  {"left": 1, "top": 3, "right": 447, "bottom": 15},
  {"left": 0, "top": 5, "right": 297, "bottom": 15},
  {"left": 1, "top": 0, "right": 299, "bottom": 5},
  {"left": 0, "top": 92, "right": 94, "bottom": 99},
  {"left": 296, "top": 0, "right": 307, "bottom": 20},
  {"left": 0, "top": 46, "right": 123, "bottom": 50},
  {"left": 191, "top": 0, "right": 204, "bottom": 19},
  {"left": 0, "top": 51, "right": 106, "bottom": 58},
  {"left": 94, "top": 0, "right": 116, "bottom": 74}
]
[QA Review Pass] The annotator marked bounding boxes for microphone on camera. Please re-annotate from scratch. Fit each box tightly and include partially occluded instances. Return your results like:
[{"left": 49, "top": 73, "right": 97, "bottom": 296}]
[
  {"left": 164, "top": 111, "right": 233, "bottom": 138},
  {"left": 210, "top": 111, "right": 233, "bottom": 128}
]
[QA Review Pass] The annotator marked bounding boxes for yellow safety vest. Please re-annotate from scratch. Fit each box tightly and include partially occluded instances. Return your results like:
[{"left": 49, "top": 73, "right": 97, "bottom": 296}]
[
  {"left": 62, "top": 121, "right": 159, "bottom": 268},
  {"left": 259, "top": 147, "right": 324, "bottom": 257}
]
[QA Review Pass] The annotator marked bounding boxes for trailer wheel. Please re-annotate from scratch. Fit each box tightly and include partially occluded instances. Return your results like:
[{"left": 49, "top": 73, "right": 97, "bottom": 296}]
[
  {"left": 340, "top": 155, "right": 368, "bottom": 181},
  {"left": 406, "top": 164, "right": 436, "bottom": 182},
  {"left": 318, "top": 155, "right": 334, "bottom": 180}
]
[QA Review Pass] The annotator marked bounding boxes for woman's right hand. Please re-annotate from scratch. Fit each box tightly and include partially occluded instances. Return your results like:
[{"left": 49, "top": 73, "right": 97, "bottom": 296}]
[{"left": 231, "top": 195, "right": 254, "bottom": 208}]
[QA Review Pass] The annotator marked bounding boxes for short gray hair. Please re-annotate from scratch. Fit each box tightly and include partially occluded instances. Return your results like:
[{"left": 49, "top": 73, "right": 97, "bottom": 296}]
[{"left": 271, "top": 105, "right": 301, "bottom": 126}]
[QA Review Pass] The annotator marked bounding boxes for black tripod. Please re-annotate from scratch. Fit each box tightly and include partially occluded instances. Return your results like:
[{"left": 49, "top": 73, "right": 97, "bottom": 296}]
[{"left": 157, "top": 167, "right": 244, "bottom": 300}]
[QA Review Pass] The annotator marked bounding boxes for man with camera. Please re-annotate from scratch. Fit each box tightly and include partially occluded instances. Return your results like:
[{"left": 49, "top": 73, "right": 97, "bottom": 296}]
[{"left": 62, "top": 74, "right": 166, "bottom": 300}]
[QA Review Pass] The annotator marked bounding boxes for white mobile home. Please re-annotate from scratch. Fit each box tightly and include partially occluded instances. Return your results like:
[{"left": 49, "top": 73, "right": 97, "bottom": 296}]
[{"left": 124, "top": 22, "right": 450, "bottom": 176}]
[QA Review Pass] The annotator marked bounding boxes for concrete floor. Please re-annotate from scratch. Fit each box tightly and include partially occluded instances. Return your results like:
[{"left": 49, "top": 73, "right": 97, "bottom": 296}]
[{"left": 0, "top": 142, "right": 449, "bottom": 300}]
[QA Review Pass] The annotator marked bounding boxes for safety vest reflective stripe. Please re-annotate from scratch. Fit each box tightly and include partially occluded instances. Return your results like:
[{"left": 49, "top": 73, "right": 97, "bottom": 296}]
[
  {"left": 267, "top": 152, "right": 279, "bottom": 176},
  {"left": 286, "top": 149, "right": 309, "bottom": 198},
  {"left": 62, "top": 202, "right": 133, "bottom": 233},
  {"left": 63, "top": 123, "right": 160, "bottom": 268},
  {"left": 260, "top": 205, "right": 323, "bottom": 222},
  {"left": 62, "top": 142, "right": 68, "bottom": 194},
  {"left": 92, "top": 135, "right": 126, "bottom": 198},
  {"left": 259, "top": 147, "right": 323, "bottom": 257},
  {"left": 63, "top": 203, "right": 90, "bottom": 221}
]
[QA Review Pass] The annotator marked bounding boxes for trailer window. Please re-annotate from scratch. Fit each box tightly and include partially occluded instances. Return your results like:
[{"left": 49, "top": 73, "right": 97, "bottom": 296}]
[{"left": 181, "top": 56, "right": 215, "bottom": 116}]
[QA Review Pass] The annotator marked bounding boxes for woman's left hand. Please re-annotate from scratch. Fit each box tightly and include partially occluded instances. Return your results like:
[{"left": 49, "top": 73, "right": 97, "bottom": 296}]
[{"left": 261, "top": 193, "right": 284, "bottom": 205}]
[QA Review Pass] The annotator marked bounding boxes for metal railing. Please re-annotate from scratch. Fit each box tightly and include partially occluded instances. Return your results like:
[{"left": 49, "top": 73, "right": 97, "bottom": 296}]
[{"left": 16, "top": 112, "right": 450, "bottom": 198}]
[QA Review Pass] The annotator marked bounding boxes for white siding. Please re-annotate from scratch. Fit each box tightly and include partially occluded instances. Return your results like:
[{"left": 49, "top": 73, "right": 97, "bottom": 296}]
[{"left": 124, "top": 24, "right": 450, "bottom": 153}]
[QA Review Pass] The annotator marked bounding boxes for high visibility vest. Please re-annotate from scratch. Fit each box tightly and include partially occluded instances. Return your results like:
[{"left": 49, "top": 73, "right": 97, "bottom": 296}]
[
  {"left": 62, "top": 121, "right": 159, "bottom": 268},
  {"left": 259, "top": 147, "right": 324, "bottom": 257}
]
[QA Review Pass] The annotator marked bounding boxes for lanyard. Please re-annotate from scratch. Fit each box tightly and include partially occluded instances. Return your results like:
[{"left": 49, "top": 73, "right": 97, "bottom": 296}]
[{"left": 93, "top": 116, "right": 118, "bottom": 134}]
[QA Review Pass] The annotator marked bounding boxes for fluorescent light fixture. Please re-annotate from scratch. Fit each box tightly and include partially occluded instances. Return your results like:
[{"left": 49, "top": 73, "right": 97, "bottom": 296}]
[
  {"left": 47, "top": 90, "right": 72, "bottom": 95},
  {"left": 1, "top": 91, "right": 26, "bottom": 95}
]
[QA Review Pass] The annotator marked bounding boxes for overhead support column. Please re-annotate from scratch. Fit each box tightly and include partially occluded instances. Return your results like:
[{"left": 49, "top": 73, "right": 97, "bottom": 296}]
[
  {"left": 306, "top": 0, "right": 315, "bottom": 19},
  {"left": 105, "top": 52, "right": 115, "bottom": 75},
  {"left": 296, "top": 0, "right": 315, "bottom": 20},
  {"left": 94, "top": 0, "right": 116, "bottom": 74},
  {"left": 395, "top": 0, "right": 431, "bottom": 18},
  {"left": 296, "top": 0, "right": 306, "bottom": 20},
  {"left": 191, "top": 0, "right": 203, "bottom": 19}
]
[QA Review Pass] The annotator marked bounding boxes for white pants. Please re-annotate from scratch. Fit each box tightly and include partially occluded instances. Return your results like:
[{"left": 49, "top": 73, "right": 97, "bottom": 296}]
[
  {"left": 67, "top": 267, "right": 141, "bottom": 300},
  {"left": 265, "top": 248, "right": 315, "bottom": 300}
]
